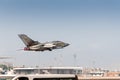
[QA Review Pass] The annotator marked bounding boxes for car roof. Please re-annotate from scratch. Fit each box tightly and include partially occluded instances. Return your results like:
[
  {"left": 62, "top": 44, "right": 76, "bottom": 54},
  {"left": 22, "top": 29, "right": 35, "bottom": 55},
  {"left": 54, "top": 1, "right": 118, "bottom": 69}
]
[{"left": 13, "top": 74, "right": 76, "bottom": 78}]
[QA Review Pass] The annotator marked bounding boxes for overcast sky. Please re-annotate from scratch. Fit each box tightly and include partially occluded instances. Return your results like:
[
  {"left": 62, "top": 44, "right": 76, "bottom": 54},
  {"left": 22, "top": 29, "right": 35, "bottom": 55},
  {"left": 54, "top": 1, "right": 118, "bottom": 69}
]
[{"left": 0, "top": 0, "right": 120, "bottom": 70}]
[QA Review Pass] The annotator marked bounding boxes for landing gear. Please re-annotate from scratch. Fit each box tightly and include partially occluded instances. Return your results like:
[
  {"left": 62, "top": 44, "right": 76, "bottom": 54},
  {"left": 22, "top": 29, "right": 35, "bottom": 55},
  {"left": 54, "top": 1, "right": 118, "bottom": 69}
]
[{"left": 47, "top": 48, "right": 52, "bottom": 51}]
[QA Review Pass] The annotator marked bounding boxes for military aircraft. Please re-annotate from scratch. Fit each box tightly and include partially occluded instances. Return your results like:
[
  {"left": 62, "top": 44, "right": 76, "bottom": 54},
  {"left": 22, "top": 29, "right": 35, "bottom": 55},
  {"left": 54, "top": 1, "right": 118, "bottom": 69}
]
[{"left": 18, "top": 34, "right": 70, "bottom": 51}]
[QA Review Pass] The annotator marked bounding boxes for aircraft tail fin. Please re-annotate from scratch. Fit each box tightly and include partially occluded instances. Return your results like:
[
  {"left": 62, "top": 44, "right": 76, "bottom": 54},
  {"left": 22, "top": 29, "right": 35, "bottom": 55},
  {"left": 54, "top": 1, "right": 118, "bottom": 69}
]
[{"left": 18, "top": 34, "right": 39, "bottom": 47}]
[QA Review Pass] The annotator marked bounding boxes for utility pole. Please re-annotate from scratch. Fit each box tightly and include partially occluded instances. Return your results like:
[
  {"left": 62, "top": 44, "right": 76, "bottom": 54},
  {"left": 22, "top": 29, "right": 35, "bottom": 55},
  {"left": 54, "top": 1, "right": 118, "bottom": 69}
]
[{"left": 73, "top": 54, "right": 77, "bottom": 67}]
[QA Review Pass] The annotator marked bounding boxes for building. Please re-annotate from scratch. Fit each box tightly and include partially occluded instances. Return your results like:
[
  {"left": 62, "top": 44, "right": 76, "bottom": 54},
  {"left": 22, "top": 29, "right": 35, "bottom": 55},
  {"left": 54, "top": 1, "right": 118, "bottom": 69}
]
[{"left": 13, "top": 67, "right": 83, "bottom": 75}]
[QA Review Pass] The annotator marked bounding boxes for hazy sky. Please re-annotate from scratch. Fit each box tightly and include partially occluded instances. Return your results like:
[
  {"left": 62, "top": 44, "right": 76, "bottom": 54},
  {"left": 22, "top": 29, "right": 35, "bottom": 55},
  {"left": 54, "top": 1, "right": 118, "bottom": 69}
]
[{"left": 0, "top": 0, "right": 120, "bottom": 70}]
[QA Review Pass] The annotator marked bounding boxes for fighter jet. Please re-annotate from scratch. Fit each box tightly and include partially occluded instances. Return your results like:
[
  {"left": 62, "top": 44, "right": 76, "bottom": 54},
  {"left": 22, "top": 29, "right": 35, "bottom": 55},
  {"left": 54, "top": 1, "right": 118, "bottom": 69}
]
[{"left": 18, "top": 34, "right": 69, "bottom": 51}]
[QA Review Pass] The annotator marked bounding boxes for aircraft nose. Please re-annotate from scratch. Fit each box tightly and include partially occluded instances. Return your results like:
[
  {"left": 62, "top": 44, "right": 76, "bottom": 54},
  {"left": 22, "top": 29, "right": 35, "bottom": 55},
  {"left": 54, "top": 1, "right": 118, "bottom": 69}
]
[{"left": 64, "top": 43, "right": 70, "bottom": 47}]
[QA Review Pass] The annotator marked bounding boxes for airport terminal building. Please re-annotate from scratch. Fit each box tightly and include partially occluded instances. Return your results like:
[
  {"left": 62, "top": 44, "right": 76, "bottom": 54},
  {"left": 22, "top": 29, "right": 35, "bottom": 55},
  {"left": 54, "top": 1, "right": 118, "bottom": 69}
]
[{"left": 13, "top": 67, "right": 83, "bottom": 75}]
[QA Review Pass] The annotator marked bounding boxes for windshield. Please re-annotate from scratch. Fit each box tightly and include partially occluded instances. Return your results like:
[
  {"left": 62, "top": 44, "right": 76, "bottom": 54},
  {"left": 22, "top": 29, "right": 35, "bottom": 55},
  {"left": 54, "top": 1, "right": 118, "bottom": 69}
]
[
  {"left": 33, "top": 78, "right": 76, "bottom": 80},
  {"left": 0, "top": 78, "right": 13, "bottom": 80}
]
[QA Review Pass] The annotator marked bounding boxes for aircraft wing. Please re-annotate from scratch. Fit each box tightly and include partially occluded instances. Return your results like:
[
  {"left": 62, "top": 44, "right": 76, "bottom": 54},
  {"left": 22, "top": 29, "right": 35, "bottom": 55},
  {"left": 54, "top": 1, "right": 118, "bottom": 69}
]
[
  {"left": 43, "top": 43, "right": 56, "bottom": 48},
  {"left": 0, "top": 56, "right": 12, "bottom": 59}
]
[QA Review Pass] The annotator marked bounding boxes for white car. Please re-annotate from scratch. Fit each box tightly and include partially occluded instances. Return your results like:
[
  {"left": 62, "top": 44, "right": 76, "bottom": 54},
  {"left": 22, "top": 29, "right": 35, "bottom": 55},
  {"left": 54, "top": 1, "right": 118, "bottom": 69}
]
[{"left": 12, "top": 74, "right": 78, "bottom": 80}]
